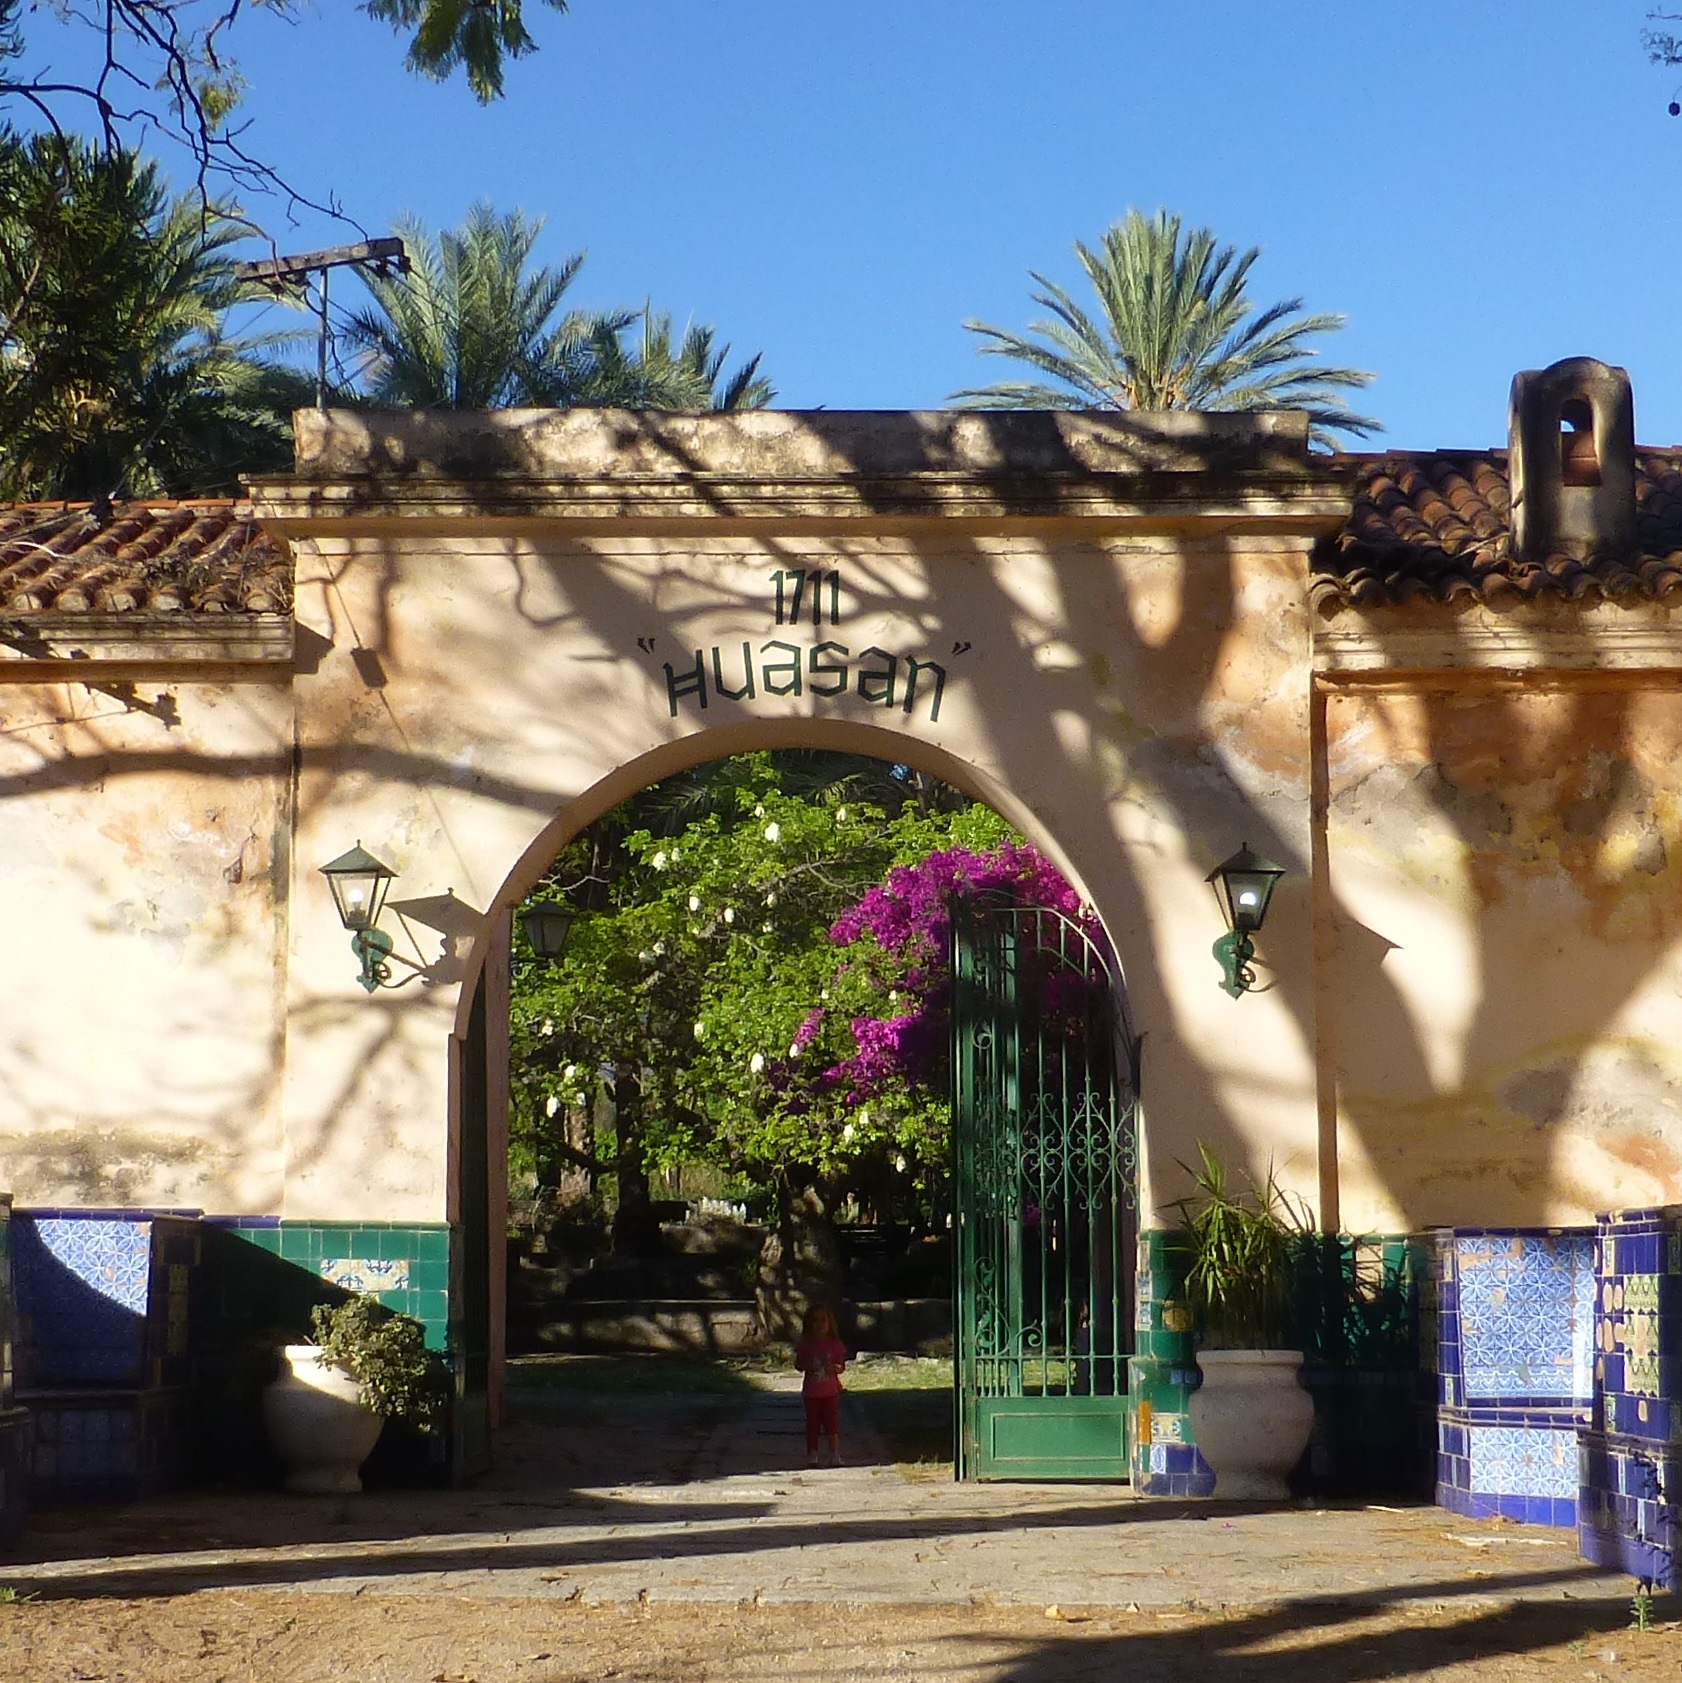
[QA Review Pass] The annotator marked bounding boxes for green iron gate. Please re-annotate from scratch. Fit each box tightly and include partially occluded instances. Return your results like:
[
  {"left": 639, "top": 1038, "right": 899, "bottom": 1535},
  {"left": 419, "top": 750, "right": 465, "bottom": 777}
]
[{"left": 952, "top": 897, "right": 1139, "bottom": 1480}]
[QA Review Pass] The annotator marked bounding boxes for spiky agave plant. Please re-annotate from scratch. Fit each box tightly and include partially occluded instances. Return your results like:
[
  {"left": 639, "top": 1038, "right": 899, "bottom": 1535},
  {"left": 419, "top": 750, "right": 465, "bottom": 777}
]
[{"left": 1170, "top": 1142, "right": 1312, "bottom": 1349}]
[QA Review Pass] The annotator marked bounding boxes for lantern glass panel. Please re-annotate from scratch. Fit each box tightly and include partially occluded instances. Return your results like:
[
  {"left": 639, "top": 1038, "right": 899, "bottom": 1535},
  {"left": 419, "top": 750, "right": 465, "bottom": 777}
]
[{"left": 522, "top": 902, "right": 576, "bottom": 960}]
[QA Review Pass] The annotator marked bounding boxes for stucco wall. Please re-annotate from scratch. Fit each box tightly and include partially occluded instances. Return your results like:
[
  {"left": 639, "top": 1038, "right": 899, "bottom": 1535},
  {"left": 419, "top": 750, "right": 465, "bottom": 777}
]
[
  {"left": 1321, "top": 676, "right": 1682, "bottom": 1231},
  {"left": 280, "top": 518, "right": 1324, "bottom": 1227},
  {"left": 0, "top": 665, "right": 290, "bottom": 1210}
]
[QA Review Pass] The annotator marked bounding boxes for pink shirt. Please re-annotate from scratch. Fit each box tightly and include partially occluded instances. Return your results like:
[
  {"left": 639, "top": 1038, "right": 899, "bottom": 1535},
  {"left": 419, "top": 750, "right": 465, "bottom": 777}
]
[{"left": 795, "top": 1335, "right": 848, "bottom": 1399}]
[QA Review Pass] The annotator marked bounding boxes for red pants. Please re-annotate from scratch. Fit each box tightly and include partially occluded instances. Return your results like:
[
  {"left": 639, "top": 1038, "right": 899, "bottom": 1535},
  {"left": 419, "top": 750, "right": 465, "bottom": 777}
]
[{"left": 803, "top": 1392, "right": 840, "bottom": 1450}]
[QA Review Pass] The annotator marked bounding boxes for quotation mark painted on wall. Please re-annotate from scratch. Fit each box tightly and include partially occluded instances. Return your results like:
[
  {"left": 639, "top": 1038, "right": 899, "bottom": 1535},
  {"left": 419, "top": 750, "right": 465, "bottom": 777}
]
[
  {"left": 951, "top": 641, "right": 972, "bottom": 656},
  {"left": 636, "top": 636, "right": 657, "bottom": 653}
]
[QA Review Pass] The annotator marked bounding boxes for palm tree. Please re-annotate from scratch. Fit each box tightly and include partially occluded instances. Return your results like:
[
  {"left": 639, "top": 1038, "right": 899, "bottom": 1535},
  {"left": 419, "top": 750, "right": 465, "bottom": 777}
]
[
  {"left": 342, "top": 202, "right": 621, "bottom": 408},
  {"left": 0, "top": 133, "right": 308, "bottom": 499},
  {"left": 954, "top": 209, "right": 1378, "bottom": 447},
  {"left": 347, "top": 206, "right": 774, "bottom": 412},
  {"left": 576, "top": 307, "right": 774, "bottom": 410}
]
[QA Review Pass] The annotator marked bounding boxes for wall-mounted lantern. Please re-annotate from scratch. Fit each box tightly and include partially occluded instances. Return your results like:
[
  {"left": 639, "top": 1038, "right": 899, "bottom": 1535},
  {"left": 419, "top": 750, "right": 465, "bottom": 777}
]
[
  {"left": 1206, "top": 843, "right": 1286, "bottom": 998},
  {"left": 320, "top": 842, "right": 401, "bottom": 992},
  {"left": 520, "top": 901, "right": 577, "bottom": 962}
]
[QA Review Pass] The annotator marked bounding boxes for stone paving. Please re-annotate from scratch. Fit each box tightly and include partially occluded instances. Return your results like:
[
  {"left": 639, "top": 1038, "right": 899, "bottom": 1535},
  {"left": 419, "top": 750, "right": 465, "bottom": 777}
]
[{"left": 0, "top": 1371, "right": 1639, "bottom": 1616}]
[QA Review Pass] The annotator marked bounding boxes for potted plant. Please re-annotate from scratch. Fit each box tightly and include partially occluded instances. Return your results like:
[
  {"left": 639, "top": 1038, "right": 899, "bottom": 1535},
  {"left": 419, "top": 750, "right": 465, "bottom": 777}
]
[
  {"left": 1172, "top": 1144, "right": 1314, "bottom": 1500},
  {"left": 262, "top": 1299, "right": 444, "bottom": 1494}
]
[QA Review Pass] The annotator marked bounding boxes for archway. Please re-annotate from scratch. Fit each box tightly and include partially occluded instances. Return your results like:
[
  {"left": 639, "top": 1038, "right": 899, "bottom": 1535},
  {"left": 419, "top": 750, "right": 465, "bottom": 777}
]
[{"left": 447, "top": 723, "right": 1138, "bottom": 1471}]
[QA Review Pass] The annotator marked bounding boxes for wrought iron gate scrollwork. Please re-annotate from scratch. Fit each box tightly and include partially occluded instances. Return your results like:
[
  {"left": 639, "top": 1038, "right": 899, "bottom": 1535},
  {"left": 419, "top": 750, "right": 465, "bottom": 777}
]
[{"left": 952, "top": 896, "right": 1139, "bottom": 1481}]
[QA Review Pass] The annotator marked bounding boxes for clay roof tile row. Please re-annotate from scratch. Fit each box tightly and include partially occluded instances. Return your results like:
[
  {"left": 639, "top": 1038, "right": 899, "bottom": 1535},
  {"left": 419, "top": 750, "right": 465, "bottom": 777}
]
[
  {"left": 0, "top": 501, "right": 290, "bottom": 615},
  {"left": 1310, "top": 450, "right": 1682, "bottom": 613}
]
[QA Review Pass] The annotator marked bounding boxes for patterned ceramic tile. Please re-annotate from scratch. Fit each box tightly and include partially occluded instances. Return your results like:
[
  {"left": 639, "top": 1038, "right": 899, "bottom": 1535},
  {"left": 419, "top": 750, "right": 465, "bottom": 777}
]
[
  {"left": 1467, "top": 1423, "right": 1578, "bottom": 1499},
  {"left": 318, "top": 1257, "right": 411, "bottom": 1293},
  {"left": 1455, "top": 1234, "right": 1594, "bottom": 1402},
  {"left": 26, "top": 1217, "right": 152, "bottom": 1312}
]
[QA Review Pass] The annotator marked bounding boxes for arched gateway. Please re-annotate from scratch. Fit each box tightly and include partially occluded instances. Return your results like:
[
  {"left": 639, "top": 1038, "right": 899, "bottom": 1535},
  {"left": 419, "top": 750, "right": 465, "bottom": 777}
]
[{"left": 11, "top": 383, "right": 1682, "bottom": 1513}]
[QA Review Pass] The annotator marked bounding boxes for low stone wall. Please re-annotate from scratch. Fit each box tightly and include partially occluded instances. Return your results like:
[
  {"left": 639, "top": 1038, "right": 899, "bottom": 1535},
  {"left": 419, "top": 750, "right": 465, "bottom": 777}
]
[{"left": 523, "top": 1298, "right": 953, "bottom": 1356}]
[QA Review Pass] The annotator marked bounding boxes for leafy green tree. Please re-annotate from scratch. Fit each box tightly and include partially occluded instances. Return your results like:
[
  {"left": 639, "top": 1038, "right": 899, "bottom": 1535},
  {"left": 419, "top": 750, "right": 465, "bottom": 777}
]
[
  {"left": 510, "top": 754, "right": 1024, "bottom": 1327},
  {"left": 364, "top": 0, "right": 569, "bottom": 102},
  {"left": 346, "top": 205, "right": 773, "bottom": 411},
  {"left": 954, "top": 208, "right": 1379, "bottom": 448},
  {"left": 0, "top": 132, "right": 308, "bottom": 499}
]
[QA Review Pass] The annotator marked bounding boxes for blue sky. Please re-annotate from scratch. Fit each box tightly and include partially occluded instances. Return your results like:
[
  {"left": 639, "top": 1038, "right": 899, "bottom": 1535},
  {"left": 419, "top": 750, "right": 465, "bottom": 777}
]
[{"left": 24, "top": 1, "right": 1682, "bottom": 448}]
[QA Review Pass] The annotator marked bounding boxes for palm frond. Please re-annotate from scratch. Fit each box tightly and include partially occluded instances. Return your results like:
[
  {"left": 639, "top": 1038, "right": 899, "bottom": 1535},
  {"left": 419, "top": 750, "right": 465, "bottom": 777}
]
[{"left": 954, "top": 208, "right": 1380, "bottom": 446}]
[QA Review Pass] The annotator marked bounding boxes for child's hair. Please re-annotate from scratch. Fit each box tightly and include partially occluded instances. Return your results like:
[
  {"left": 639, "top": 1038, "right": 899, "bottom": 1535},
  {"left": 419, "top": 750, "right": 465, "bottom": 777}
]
[{"left": 801, "top": 1302, "right": 836, "bottom": 1340}]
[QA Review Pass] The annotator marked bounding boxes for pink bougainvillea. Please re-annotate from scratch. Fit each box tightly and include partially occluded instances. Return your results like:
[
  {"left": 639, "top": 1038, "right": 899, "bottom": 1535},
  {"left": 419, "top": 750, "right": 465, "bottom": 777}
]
[{"left": 820, "top": 841, "right": 1104, "bottom": 1101}]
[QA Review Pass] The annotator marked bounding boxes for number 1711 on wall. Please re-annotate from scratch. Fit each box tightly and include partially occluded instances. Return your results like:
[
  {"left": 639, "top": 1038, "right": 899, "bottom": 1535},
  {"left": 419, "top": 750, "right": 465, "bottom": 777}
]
[{"left": 770, "top": 569, "right": 842, "bottom": 627}]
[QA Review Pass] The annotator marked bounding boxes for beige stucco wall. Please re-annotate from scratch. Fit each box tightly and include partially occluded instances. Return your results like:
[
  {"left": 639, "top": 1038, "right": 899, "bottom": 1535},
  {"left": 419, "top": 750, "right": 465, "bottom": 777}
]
[
  {"left": 1320, "top": 659, "right": 1682, "bottom": 1232},
  {"left": 10, "top": 410, "right": 1680, "bottom": 1246},
  {"left": 280, "top": 519, "right": 1324, "bottom": 1228},
  {"left": 0, "top": 656, "right": 291, "bottom": 1210}
]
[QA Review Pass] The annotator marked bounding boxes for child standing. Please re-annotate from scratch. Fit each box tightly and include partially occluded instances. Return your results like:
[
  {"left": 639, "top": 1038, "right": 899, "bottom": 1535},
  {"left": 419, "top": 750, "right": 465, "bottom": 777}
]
[{"left": 794, "top": 1304, "right": 848, "bottom": 1466}]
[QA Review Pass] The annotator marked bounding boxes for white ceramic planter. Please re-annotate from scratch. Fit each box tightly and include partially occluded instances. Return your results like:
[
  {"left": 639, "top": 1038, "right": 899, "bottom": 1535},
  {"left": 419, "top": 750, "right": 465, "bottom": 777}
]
[
  {"left": 262, "top": 1344, "right": 384, "bottom": 1495},
  {"left": 1187, "top": 1348, "right": 1314, "bottom": 1501}
]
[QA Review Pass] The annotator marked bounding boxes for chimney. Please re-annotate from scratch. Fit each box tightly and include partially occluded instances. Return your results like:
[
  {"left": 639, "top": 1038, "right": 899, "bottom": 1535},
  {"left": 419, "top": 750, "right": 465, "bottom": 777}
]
[{"left": 1508, "top": 357, "right": 1637, "bottom": 562}]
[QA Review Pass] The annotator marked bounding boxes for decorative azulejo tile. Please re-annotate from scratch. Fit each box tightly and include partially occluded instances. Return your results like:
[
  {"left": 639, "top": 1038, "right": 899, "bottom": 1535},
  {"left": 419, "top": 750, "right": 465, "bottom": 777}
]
[
  {"left": 1454, "top": 1232, "right": 1594, "bottom": 1403},
  {"left": 319, "top": 1257, "right": 411, "bottom": 1293},
  {"left": 1467, "top": 1423, "right": 1578, "bottom": 1499}
]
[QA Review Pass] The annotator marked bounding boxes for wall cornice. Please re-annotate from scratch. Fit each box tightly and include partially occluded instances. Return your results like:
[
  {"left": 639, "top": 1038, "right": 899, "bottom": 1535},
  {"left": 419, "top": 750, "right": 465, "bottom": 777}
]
[
  {"left": 1313, "top": 605, "right": 1682, "bottom": 675},
  {"left": 0, "top": 613, "right": 295, "bottom": 671}
]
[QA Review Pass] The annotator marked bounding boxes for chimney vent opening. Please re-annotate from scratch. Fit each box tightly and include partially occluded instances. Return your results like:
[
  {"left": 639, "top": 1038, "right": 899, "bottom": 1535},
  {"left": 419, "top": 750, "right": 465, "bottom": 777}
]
[{"left": 1560, "top": 398, "right": 1602, "bottom": 488}]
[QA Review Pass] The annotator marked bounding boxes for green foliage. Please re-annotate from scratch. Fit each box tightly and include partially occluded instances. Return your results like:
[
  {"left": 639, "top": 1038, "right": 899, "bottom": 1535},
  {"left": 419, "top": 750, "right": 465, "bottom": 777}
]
[
  {"left": 0, "top": 131, "right": 307, "bottom": 498},
  {"left": 310, "top": 1298, "right": 443, "bottom": 1428},
  {"left": 955, "top": 208, "right": 1379, "bottom": 448},
  {"left": 510, "top": 754, "right": 1011, "bottom": 1211},
  {"left": 1170, "top": 1143, "right": 1312, "bottom": 1349},
  {"left": 346, "top": 205, "right": 772, "bottom": 411},
  {"left": 363, "top": 0, "right": 569, "bottom": 102},
  {"left": 1631, "top": 1578, "right": 1657, "bottom": 1631}
]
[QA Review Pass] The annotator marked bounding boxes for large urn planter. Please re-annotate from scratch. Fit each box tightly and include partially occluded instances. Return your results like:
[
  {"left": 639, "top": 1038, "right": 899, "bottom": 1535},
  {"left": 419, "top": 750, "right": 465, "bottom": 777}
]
[
  {"left": 263, "top": 1344, "right": 384, "bottom": 1494},
  {"left": 1188, "top": 1348, "right": 1314, "bottom": 1501}
]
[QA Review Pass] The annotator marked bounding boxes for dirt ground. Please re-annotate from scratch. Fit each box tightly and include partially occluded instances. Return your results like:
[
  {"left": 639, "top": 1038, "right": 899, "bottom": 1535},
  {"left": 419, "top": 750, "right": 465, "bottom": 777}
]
[
  {"left": 2, "top": 1589, "right": 1680, "bottom": 1683},
  {"left": 4, "top": 1361, "right": 1678, "bottom": 1682}
]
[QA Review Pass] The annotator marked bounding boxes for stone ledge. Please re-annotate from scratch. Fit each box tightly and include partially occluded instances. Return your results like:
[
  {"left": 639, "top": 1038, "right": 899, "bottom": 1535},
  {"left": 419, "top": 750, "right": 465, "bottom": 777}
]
[{"left": 0, "top": 614, "right": 295, "bottom": 668}]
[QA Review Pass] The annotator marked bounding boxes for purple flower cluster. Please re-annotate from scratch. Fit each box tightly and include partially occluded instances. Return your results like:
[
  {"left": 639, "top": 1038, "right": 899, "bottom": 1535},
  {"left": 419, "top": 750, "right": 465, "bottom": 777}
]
[{"left": 822, "top": 841, "right": 1101, "bottom": 1100}]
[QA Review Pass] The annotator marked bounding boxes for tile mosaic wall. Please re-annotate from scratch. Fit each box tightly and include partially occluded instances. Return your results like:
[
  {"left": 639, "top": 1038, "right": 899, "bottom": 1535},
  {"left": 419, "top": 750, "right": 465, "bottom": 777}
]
[
  {"left": 1578, "top": 1206, "right": 1682, "bottom": 1589},
  {"left": 13, "top": 1212, "right": 200, "bottom": 1390},
  {"left": 215, "top": 1220, "right": 451, "bottom": 1351},
  {"left": 26, "top": 1387, "right": 193, "bottom": 1504},
  {"left": 0, "top": 1404, "right": 27, "bottom": 1545},
  {"left": 1432, "top": 1228, "right": 1595, "bottom": 1526},
  {"left": 1127, "top": 1232, "right": 1213, "bottom": 1496},
  {"left": 1454, "top": 1233, "right": 1594, "bottom": 1404}
]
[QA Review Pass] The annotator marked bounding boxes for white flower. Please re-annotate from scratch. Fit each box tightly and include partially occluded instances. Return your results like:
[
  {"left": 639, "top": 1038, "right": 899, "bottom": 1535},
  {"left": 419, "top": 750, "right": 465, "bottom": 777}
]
[
  {"left": 540, "top": 1018, "right": 553, "bottom": 1036},
  {"left": 563, "top": 1064, "right": 578, "bottom": 1081},
  {"left": 651, "top": 850, "right": 668, "bottom": 870},
  {"left": 820, "top": 988, "right": 829, "bottom": 1001},
  {"left": 763, "top": 921, "right": 774, "bottom": 932},
  {"left": 638, "top": 949, "right": 654, "bottom": 965},
  {"left": 693, "top": 1020, "right": 706, "bottom": 1039},
  {"left": 765, "top": 892, "right": 777, "bottom": 907},
  {"left": 788, "top": 1042, "right": 801, "bottom": 1059},
  {"left": 888, "top": 989, "right": 898, "bottom": 1002},
  {"left": 750, "top": 1052, "right": 765, "bottom": 1074},
  {"left": 723, "top": 907, "right": 735, "bottom": 924},
  {"left": 858, "top": 1108, "right": 869, "bottom": 1127},
  {"left": 836, "top": 806, "right": 848, "bottom": 822},
  {"left": 670, "top": 847, "right": 680, "bottom": 862},
  {"left": 894, "top": 1154, "right": 907, "bottom": 1173},
  {"left": 688, "top": 894, "right": 701, "bottom": 912},
  {"left": 763, "top": 821, "right": 780, "bottom": 842},
  {"left": 545, "top": 1095, "right": 560, "bottom": 1118},
  {"left": 841, "top": 1123, "right": 855, "bottom": 1143},
  {"left": 754, "top": 804, "right": 765, "bottom": 818},
  {"left": 654, "top": 940, "right": 668, "bottom": 956}
]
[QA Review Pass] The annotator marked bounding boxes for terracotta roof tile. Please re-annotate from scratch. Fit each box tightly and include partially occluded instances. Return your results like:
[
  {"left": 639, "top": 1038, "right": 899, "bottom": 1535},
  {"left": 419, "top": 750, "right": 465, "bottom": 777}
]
[
  {"left": 0, "top": 501, "right": 290, "bottom": 615},
  {"left": 1312, "top": 450, "right": 1682, "bottom": 614}
]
